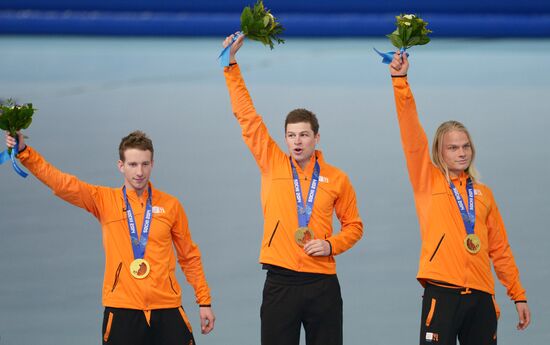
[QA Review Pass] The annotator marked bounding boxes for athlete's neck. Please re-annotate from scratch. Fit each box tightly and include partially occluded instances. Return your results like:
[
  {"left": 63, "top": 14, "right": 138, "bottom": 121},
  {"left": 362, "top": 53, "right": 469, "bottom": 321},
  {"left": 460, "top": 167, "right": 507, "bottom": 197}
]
[
  {"left": 448, "top": 169, "right": 464, "bottom": 178},
  {"left": 298, "top": 160, "right": 310, "bottom": 171},
  {"left": 125, "top": 184, "right": 146, "bottom": 197}
]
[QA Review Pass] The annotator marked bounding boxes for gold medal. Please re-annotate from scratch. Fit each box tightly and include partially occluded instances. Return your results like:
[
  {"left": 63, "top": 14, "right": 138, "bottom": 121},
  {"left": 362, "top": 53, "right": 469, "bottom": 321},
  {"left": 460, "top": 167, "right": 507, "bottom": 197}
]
[
  {"left": 295, "top": 227, "right": 314, "bottom": 247},
  {"left": 464, "top": 234, "right": 481, "bottom": 254},
  {"left": 130, "top": 258, "right": 150, "bottom": 279}
]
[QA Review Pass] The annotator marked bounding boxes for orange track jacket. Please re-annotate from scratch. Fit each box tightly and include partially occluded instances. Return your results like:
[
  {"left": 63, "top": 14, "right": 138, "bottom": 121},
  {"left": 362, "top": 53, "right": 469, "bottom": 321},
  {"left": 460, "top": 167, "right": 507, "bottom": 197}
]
[
  {"left": 392, "top": 76, "right": 526, "bottom": 301},
  {"left": 19, "top": 146, "right": 211, "bottom": 310},
  {"left": 224, "top": 64, "right": 363, "bottom": 274}
]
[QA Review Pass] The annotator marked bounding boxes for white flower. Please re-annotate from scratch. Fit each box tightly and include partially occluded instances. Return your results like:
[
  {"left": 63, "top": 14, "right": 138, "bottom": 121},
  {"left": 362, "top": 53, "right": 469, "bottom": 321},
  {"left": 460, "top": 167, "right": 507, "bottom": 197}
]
[
  {"left": 404, "top": 14, "right": 415, "bottom": 20},
  {"left": 403, "top": 22, "right": 411, "bottom": 26}
]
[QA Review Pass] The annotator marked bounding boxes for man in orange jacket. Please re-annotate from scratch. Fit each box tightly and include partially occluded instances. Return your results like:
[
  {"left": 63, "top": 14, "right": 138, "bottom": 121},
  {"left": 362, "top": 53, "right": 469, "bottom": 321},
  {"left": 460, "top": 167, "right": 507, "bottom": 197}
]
[
  {"left": 6, "top": 130, "right": 215, "bottom": 345},
  {"left": 389, "top": 51, "right": 531, "bottom": 345},
  {"left": 222, "top": 34, "right": 363, "bottom": 345}
]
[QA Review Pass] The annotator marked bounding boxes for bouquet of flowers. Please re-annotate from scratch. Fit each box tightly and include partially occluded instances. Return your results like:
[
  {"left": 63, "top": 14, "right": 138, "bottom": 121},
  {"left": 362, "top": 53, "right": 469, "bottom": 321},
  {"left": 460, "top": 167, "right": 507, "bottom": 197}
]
[
  {"left": 219, "top": 0, "right": 284, "bottom": 66},
  {"left": 0, "top": 100, "right": 35, "bottom": 155},
  {"left": 240, "top": 0, "right": 285, "bottom": 49},
  {"left": 374, "top": 14, "right": 431, "bottom": 64},
  {"left": 387, "top": 14, "right": 431, "bottom": 50}
]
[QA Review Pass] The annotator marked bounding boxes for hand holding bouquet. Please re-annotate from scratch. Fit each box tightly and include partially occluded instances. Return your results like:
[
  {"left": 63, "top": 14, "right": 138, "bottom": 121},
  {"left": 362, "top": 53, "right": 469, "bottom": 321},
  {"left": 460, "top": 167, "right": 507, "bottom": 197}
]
[
  {"left": 219, "top": 0, "right": 284, "bottom": 66},
  {"left": 0, "top": 99, "right": 36, "bottom": 177},
  {"left": 0, "top": 100, "right": 35, "bottom": 154}
]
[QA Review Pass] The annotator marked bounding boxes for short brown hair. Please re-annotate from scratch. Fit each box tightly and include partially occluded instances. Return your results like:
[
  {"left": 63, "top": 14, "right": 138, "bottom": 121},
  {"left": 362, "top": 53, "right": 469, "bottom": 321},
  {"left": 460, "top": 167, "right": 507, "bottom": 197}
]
[
  {"left": 285, "top": 108, "right": 319, "bottom": 135},
  {"left": 118, "top": 130, "right": 154, "bottom": 161}
]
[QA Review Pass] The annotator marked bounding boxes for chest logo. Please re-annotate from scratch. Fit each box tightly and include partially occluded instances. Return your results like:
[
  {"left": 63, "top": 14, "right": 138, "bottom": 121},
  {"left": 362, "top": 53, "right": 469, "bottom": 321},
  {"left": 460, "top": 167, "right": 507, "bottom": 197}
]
[{"left": 152, "top": 206, "right": 165, "bottom": 214}]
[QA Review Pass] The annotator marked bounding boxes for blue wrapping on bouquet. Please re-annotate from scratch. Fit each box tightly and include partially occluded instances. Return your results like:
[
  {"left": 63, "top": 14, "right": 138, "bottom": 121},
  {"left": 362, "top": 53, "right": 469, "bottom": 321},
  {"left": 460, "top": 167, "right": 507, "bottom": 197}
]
[
  {"left": 373, "top": 47, "right": 408, "bottom": 64},
  {"left": 218, "top": 32, "right": 242, "bottom": 67}
]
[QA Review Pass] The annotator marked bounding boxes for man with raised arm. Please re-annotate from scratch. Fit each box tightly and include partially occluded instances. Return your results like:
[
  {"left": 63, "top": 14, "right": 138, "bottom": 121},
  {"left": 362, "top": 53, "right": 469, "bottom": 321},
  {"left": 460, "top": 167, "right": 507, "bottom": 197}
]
[
  {"left": 222, "top": 33, "right": 363, "bottom": 345},
  {"left": 5, "top": 130, "right": 215, "bottom": 345},
  {"left": 389, "top": 51, "right": 530, "bottom": 345}
]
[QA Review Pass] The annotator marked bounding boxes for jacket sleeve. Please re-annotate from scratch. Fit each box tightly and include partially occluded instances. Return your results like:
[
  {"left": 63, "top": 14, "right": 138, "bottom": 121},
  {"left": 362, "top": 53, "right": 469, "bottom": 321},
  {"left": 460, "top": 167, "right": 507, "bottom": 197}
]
[
  {"left": 327, "top": 175, "right": 363, "bottom": 255},
  {"left": 223, "top": 64, "right": 285, "bottom": 174},
  {"left": 391, "top": 76, "right": 433, "bottom": 195},
  {"left": 171, "top": 202, "right": 212, "bottom": 305},
  {"left": 18, "top": 146, "right": 101, "bottom": 218},
  {"left": 486, "top": 188, "right": 527, "bottom": 301}
]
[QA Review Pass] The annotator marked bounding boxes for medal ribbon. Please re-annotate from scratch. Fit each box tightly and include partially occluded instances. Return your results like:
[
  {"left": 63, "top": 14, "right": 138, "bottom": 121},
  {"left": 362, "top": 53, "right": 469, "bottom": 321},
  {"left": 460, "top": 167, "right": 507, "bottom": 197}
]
[
  {"left": 290, "top": 157, "right": 320, "bottom": 228},
  {"left": 123, "top": 185, "right": 153, "bottom": 259},
  {"left": 0, "top": 137, "right": 28, "bottom": 178},
  {"left": 449, "top": 178, "right": 475, "bottom": 235}
]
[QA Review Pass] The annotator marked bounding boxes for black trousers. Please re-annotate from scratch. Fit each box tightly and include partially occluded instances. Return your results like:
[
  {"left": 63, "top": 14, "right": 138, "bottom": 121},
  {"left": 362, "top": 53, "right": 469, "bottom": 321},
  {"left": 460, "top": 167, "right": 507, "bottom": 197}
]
[
  {"left": 420, "top": 283, "right": 499, "bottom": 345},
  {"left": 102, "top": 307, "right": 195, "bottom": 345},
  {"left": 260, "top": 272, "right": 343, "bottom": 345}
]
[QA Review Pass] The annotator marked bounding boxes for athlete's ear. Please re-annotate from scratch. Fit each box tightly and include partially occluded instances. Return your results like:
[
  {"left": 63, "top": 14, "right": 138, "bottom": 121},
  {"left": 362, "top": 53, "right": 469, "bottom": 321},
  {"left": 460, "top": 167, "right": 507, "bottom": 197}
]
[
  {"left": 315, "top": 133, "right": 320, "bottom": 145},
  {"left": 118, "top": 160, "right": 124, "bottom": 173}
]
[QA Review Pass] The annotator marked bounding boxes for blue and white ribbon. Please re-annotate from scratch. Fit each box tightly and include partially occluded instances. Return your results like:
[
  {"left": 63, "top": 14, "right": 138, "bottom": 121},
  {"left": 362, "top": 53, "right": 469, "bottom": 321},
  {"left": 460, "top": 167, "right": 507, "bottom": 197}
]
[
  {"left": 218, "top": 32, "right": 242, "bottom": 67},
  {"left": 290, "top": 158, "right": 320, "bottom": 228},
  {"left": 123, "top": 185, "right": 153, "bottom": 260},
  {"left": 373, "top": 47, "right": 408, "bottom": 64},
  {"left": 449, "top": 178, "right": 476, "bottom": 235}
]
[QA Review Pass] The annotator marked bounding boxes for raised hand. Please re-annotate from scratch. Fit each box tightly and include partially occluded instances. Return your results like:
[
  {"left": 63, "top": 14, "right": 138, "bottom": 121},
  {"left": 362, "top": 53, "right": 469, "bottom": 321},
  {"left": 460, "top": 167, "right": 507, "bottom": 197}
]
[
  {"left": 223, "top": 32, "right": 246, "bottom": 64},
  {"left": 389, "top": 50, "right": 409, "bottom": 76},
  {"left": 5, "top": 131, "right": 26, "bottom": 152}
]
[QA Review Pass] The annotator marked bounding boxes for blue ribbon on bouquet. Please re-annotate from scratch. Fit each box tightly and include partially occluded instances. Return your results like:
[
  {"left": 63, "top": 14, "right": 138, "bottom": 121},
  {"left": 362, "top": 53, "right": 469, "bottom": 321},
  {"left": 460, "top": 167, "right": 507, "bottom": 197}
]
[
  {"left": 373, "top": 47, "right": 408, "bottom": 64},
  {"left": 218, "top": 32, "right": 242, "bottom": 67},
  {"left": 0, "top": 137, "right": 28, "bottom": 178}
]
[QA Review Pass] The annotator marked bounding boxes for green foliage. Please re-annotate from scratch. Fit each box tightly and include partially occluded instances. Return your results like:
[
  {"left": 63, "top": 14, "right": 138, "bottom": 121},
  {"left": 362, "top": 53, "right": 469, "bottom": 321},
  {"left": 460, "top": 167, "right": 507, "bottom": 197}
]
[
  {"left": 0, "top": 99, "right": 36, "bottom": 154},
  {"left": 386, "top": 14, "right": 432, "bottom": 49},
  {"left": 240, "top": 0, "right": 285, "bottom": 49}
]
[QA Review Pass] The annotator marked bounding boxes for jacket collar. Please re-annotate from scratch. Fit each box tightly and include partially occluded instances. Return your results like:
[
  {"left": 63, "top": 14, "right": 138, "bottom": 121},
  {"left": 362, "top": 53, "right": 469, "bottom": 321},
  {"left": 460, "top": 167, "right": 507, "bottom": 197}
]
[{"left": 290, "top": 150, "right": 325, "bottom": 175}]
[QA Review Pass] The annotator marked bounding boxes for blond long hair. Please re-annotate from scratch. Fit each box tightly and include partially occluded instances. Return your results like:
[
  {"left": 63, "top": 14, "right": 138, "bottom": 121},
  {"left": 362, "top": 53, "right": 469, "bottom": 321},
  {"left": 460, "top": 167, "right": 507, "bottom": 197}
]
[{"left": 432, "top": 121, "right": 480, "bottom": 183}]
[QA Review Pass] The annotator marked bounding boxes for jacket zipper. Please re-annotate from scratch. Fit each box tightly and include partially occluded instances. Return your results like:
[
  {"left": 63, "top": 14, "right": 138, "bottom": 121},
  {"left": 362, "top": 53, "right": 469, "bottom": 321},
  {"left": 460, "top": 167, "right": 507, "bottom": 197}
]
[
  {"left": 111, "top": 262, "right": 122, "bottom": 292},
  {"left": 429, "top": 234, "right": 445, "bottom": 262},
  {"left": 268, "top": 220, "right": 280, "bottom": 247},
  {"left": 169, "top": 276, "right": 178, "bottom": 295}
]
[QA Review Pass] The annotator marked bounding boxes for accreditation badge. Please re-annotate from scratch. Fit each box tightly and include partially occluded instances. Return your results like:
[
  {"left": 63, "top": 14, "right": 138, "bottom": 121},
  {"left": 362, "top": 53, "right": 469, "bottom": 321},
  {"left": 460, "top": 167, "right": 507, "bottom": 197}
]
[
  {"left": 464, "top": 234, "right": 481, "bottom": 254},
  {"left": 295, "top": 227, "right": 314, "bottom": 247},
  {"left": 130, "top": 258, "right": 150, "bottom": 279}
]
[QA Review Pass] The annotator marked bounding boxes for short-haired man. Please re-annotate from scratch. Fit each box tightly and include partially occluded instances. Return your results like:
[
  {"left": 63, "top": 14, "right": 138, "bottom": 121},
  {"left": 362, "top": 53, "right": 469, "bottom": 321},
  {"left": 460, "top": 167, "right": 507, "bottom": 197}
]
[
  {"left": 389, "top": 51, "right": 530, "bottom": 345},
  {"left": 5, "top": 130, "right": 215, "bottom": 345},
  {"left": 222, "top": 34, "right": 363, "bottom": 345}
]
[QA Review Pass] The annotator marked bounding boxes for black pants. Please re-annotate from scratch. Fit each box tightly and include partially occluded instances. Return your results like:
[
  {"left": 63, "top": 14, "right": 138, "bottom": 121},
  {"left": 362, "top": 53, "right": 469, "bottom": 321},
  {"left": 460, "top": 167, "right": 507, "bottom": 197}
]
[
  {"left": 260, "top": 271, "right": 343, "bottom": 345},
  {"left": 420, "top": 283, "right": 499, "bottom": 345},
  {"left": 102, "top": 307, "right": 195, "bottom": 345}
]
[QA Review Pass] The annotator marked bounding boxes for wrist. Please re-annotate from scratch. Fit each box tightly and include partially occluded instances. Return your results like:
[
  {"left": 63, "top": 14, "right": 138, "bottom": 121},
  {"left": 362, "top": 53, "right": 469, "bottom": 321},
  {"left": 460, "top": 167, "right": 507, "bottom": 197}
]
[{"left": 324, "top": 240, "right": 332, "bottom": 255}]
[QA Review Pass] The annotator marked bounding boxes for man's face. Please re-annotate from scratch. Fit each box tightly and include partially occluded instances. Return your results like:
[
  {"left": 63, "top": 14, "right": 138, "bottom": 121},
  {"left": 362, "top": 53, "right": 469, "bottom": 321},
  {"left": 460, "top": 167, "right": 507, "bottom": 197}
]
[
  {"left": 441, "top": 130, "right": 472, "bottom": 177},
  {"left": 118, "top": 149, "right": 154, "bottom": 194},
  {"left": 285, "top": 122, "right": 320, "bottom": 167}
]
